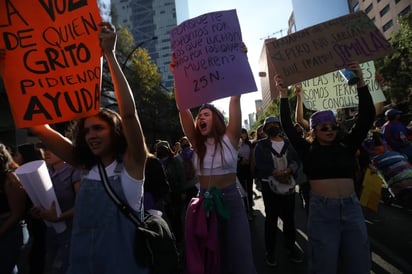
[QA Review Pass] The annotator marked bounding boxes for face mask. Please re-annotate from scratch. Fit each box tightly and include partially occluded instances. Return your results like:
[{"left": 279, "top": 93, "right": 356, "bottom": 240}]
[{"left": 266, "top": 127, "right": 281, "bottom": 137}]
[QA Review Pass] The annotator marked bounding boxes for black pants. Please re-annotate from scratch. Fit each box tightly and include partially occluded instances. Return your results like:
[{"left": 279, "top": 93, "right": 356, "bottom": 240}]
[
  {"left": 261, "top": 181, "right": 296, "bottom": 255},
  {"left": 237, "top": 164, "right": 254, "bottom": 212}
]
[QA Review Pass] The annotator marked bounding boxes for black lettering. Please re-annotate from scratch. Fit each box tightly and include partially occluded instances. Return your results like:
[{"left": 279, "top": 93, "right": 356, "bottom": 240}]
[{"left": 23, "top": 96, "right": 53, "bottom": 121}]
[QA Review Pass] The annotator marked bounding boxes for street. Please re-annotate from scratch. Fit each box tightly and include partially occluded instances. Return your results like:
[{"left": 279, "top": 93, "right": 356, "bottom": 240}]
[{"left": 249, "top": 189, "right": 412, "bottom": 274}]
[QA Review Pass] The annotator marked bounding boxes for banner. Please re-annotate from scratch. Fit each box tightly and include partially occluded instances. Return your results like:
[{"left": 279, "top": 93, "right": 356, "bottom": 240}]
[
  {"left": 301, "top": 61, "right": 386, "bottom": 111},
  {"left": 0, "top": 0, "right": 102, "bottom": 128},
  {"left": 265, "top": 11, "right": 393, "bottom": 87},
  {"left": 170, "top": 9, "right": 257, "bottom": 110}
]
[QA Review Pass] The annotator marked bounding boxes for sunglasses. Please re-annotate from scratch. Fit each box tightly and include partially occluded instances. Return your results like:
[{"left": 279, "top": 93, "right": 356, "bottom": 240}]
[{"left": 319, "top": 124, "right": 338, "bottom": 132}]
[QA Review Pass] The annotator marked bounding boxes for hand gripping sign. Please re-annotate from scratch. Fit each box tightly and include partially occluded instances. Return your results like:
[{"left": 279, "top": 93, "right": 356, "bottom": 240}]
[
  {"left": 170, "top": 9, "right": 257, "bottom": 110},
  {"left": 0, "top": 0, "right": 102, "bottom": 128}
]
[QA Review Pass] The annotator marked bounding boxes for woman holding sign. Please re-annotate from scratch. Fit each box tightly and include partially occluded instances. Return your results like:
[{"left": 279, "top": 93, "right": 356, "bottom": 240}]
[
  {"left": 276, "top": 62, "right": 375, "bottom": 274},
  {"left": 170, "top": 51, "right": 257, "bottom": 273},
  {"left": 28, "top": 23, "right": 149, "bottom": 273}
]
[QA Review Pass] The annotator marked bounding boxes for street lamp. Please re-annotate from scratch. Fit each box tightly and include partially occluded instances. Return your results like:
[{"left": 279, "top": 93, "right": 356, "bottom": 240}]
[{"left": 121, "top": 36, "right": 158, "bottom": 70}]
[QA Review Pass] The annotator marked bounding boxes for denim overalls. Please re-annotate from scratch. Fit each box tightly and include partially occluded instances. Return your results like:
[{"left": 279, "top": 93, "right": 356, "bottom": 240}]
[{"left": 67, "top": 163, "right": 149, "bottom": 274}]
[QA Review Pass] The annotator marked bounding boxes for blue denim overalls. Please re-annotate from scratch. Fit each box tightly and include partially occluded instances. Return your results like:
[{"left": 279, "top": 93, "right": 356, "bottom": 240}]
[{"left": 67, "top": 163, "right": 149, "bottom": 274}]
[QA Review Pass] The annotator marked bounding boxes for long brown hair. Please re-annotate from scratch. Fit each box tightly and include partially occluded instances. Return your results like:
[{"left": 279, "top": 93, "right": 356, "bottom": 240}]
[
  {"left": 194, "top": 108, "right": 226, "bottom": 170},
  {"left": 69, "top": 108, "right": 127, "bottom": 169}
]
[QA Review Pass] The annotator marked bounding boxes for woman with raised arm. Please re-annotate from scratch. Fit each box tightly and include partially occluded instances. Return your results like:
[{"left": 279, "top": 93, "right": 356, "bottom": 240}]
[
  {"left": 170, "top": 51, "right": 256, "bottom": 273},
  {"left": 277, "top": 62, "right": 375, "bottom": 274},
  {"left": 30, "top": 22, "right": 149, "bottom": 273}
]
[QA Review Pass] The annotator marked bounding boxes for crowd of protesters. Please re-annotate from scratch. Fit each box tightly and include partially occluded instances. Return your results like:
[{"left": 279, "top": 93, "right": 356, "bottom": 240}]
[{"left": 1, "top": 20, "right": 412, "bottom": 274}]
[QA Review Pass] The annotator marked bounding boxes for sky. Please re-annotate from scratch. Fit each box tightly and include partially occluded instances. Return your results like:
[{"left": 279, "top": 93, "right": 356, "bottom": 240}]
[{"left": 186, "top": 0, "right": 294, "bottom": 124}]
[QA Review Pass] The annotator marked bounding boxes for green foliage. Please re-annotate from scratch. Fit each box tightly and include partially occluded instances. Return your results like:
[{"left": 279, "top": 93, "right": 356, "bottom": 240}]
[
  {"left": 101, "top": 25, "right": 183, "bottom": 148},
  {"left": 375, "top": 13, "right": 412, "bottom": 106},
  {"left": 252, "top": 88, "right": 303, "bottom": 129}
]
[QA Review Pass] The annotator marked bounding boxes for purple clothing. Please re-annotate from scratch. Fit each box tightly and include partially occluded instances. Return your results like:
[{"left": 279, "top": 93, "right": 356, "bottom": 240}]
[
  {"left": 185, "top": 197, "right": 220, "bottom": 274},
  {"left": 186, "top": 183, "right": 257, "bottom": 274}
]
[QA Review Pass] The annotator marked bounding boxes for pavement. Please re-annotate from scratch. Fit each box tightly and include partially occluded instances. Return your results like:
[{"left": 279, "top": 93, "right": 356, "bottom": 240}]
[
  {"left": 249, "top": 186, "right": 412, "bottom": 274},
  {"left": 249, "top": 188, "right": 308, "bottom": 274}
]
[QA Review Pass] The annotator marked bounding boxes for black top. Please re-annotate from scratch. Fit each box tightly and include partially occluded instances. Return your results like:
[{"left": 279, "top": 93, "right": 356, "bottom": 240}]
[{"left": 280, "top": 85, "right": 375, "bottom": 180}]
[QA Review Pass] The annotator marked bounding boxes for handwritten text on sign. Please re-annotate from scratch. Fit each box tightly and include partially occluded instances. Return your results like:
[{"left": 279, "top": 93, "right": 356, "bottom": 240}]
[
  {"left": 170, "top": 9, "right": 256, "bottom": 110},
  {"left": 301, "top": 61, "right": 385, "bottom": 111},
  {"left": 0, "top": 0, "right": 102, "bottom": 128},
  {"left": 265, "top": 12, "right": 393, "bottom": 86}
]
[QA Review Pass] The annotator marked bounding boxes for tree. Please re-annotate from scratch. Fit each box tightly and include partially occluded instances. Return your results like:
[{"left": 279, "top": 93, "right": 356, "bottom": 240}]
[
  {"left": 375, "top": 13, "right": 412, "bottom": 107},
  {"left": 103, "top": 25, "right": 183, "bottom": 148}
]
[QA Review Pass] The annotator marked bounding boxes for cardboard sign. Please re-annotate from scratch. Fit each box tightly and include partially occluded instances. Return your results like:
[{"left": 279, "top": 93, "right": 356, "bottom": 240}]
[
  {"left": 170, "top": 9, "right": 257, "bottom": 110},
  {"left": 265, "top": 11, "right": 393, "bottom": 86},
  {"left": 0, "top": 0, "right": 102, "bottom": 128},
  {"left": 301, "top": 61, "right": 386, "bottom": 111}
]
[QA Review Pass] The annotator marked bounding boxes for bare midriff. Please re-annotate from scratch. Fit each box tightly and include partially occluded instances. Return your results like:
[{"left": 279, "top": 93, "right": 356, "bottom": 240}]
[
  {"left": 310, "top": 178, "right": 355, "bottom": 198},
  {"left": 199, "top": 173, "right": 237, "bottom": 189}
]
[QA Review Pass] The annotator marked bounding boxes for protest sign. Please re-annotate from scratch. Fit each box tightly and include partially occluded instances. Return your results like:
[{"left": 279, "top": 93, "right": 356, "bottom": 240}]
[
  {"left": 301, "top": 61, "right": 386, "bottom": 111},
  {"left": 265, "top": 11, "right": 393, "bottom": 87},
  {"left": 0, "top": 0, "right": 102, "bottom": 128},
  {"left": 16, "top": 160, "right": 67, "bottom": 233},
  {"left": 170, "top": 9, "right": 257, "bottom": 110}
]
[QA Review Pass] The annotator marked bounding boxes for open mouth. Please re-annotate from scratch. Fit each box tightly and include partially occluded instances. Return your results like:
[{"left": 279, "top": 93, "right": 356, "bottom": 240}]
[{"left": 199, "top": 122, "right": 207, "bottom": 129}]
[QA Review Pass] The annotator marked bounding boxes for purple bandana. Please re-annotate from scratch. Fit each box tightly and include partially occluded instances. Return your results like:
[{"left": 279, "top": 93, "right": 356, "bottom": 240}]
[{"left": 309, "top": 110, "right": 336, "bottom": 129}]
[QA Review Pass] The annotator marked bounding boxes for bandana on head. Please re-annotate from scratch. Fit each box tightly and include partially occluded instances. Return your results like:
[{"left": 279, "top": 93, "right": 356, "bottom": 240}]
[
  {"left": 309, "top": 110, "right": 336, "bottom": 129},
  {"left": 199, "top": 103, "right": 225, "bottom": 125}
]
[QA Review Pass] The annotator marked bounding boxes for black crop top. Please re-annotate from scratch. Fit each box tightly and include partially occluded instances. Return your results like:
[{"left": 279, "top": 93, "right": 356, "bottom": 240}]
[
  {"left": 304, "top": 141, "right": 356, "bottom": 179},
  {"left": 280, "top": 85, "right": 375, "bottom": 180}
]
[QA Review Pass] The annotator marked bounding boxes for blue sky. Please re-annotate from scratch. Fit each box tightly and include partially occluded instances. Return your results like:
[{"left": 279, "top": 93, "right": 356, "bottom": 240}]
[{"left": 185, "top": 0, "right": 294, "bottom": 122}]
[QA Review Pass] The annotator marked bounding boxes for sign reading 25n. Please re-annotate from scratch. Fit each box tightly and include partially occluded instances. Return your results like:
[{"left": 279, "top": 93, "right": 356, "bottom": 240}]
[{"left": 193, "top": 71, "right": 222, "bottom": 92}]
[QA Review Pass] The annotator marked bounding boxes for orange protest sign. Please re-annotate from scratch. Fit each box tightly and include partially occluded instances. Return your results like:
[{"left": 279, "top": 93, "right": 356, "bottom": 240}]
[{"left": 0, "top": 0, "right": 102, "bottom": 128}]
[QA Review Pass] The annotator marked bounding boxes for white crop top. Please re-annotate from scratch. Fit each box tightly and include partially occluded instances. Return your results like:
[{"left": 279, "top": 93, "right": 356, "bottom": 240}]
[
  {"left": 193, "top": 134, "right": 238, "bottom": 176},
  {"left": 84, "top": 160, "right": 144, "bottom": 211}
]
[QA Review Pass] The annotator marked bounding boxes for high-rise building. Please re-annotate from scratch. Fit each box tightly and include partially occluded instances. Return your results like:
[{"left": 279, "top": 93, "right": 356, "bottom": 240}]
[
  {"left": 111, "top": 0, "right": 188, "bottom": 91},
  {"left": 348, "top": 0, "right": 411, "bottom": 40}
]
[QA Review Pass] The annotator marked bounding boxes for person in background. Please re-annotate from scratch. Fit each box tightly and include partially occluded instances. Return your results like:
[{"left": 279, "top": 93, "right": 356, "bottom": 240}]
[
  {"left": 30, "top": 145, "right": 80, "bottom": 274},
  {"left": 249, "top": 130, "right": 256, "bottom": 141},
  {"left": 177, "top": 136, "right": 199, "bottom": 205},
  {"left": 0, "top": 143, "right": 27, "bottom": 274},
  {"left": 251, "top": 124, "right": 266, "bottom": 196},
  {"left": 277, "top": 61, "right": 375, "bottom": 274},
  {"left": 174, "top": 142, "right": 182, "bottom": 155},
  {"left": 13, "top": 144, "right": 44, "bottom": 167},
  {"left": 254, "top": 116, "right": 303, "bottom": 267},
  {"left": 155, "top": 140, "right": 186, "bottom": 248},
  {"left": 382, "top": 108, "right": 412, "bottom": 163},
  {"left": 144, "top": 152, "right": 171, "bottom": 216},
  {"left": 29, "top": 22, "right": 149, "bottom": 273},
  {"left": 14, "top": 143, "right": 45, "bottom": 274},
  {"left": 237, "top": 128, "right": 254, "bottom": 220}
]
